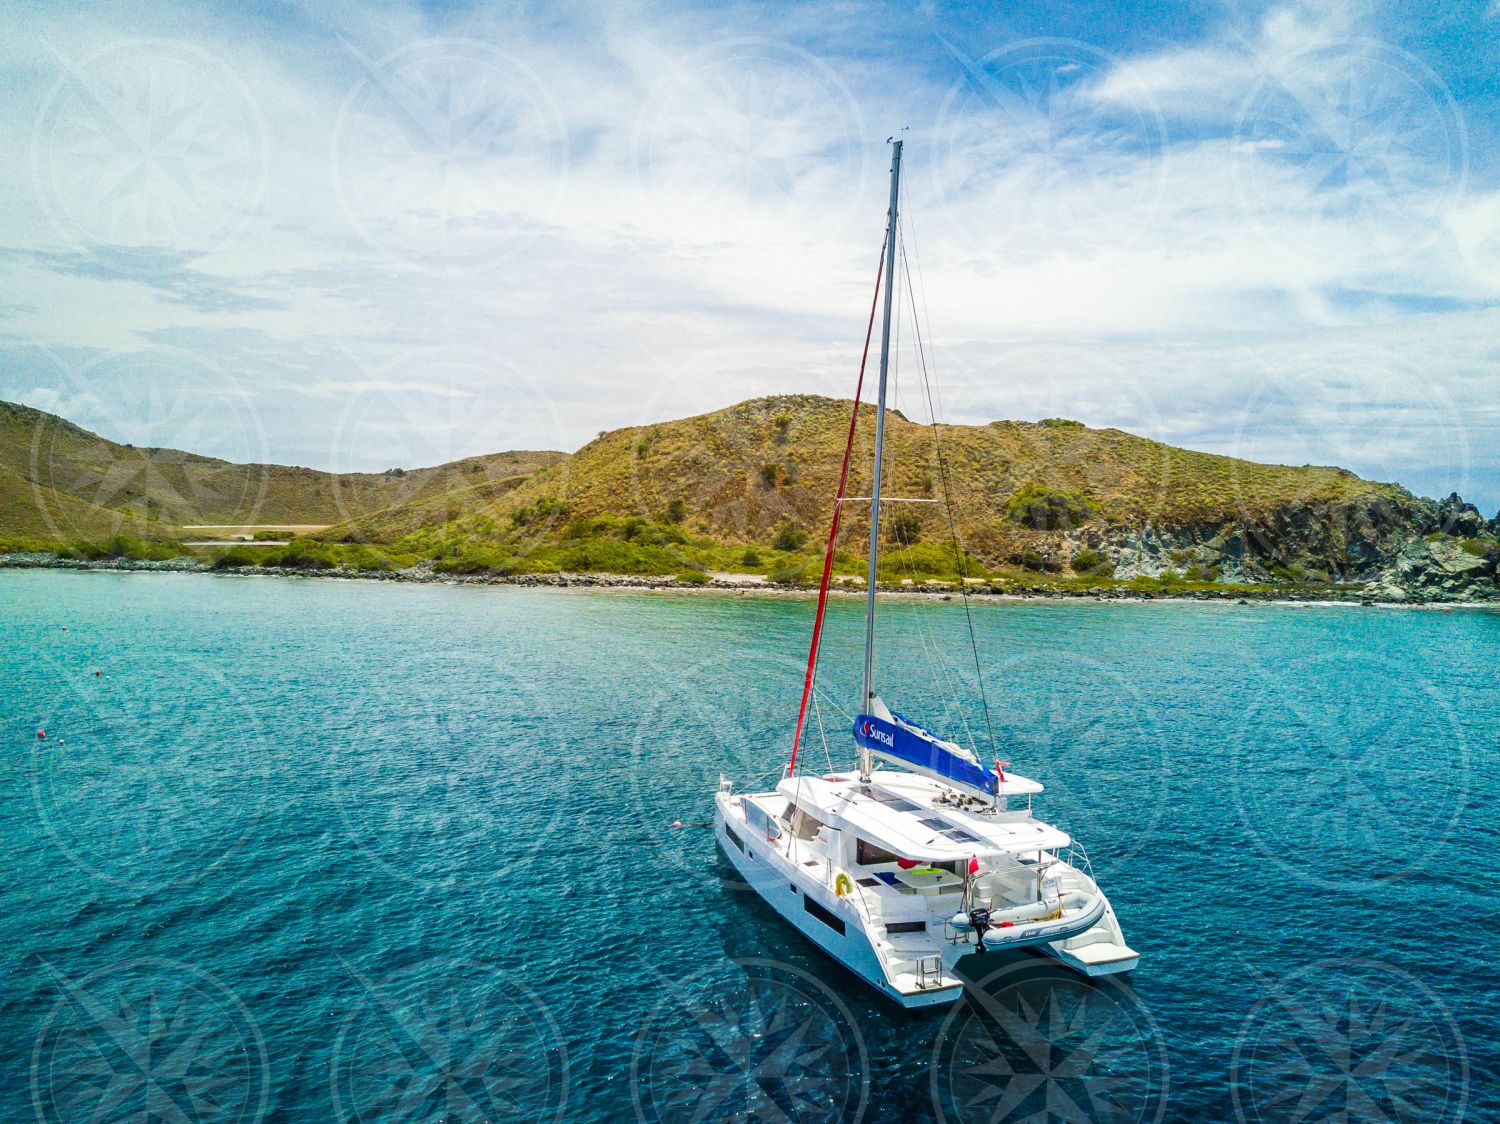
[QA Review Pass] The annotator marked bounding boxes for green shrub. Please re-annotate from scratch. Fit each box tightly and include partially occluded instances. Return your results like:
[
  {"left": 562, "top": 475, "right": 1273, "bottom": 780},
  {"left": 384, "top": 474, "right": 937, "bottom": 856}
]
[
  {"left": 75, "top": 534, "right": 187, "bottom": 562},
  {"left": 1460, "top": 539, "right": 1487, "bottom": 557},
  {"left": 879, "top": 541, "right": 985, "bottom": 581},
  {"left": 0, "top": 537, "right": 59, "bottom": 554},
  {"left": 270, "top": 539, "right": 335, "bottom": 569},
  {"left": 1005, "top": 485, "right": 1097, "bottom": 531},
  {"left": 1071, "top": 547, "right": 1112, "bottom": 575},
  {"left": 434, "top": 545, "right": 507, "bottom": 574},
  {"left": 768, "top": 563, "right": 811, "bottom": 584},
  {"left": 511, "top": 497, "right": 570, "bottom": 527},
  {"left": 664, "top": 498, "right": 687, "bottom": 524},
  {"left": 211, "top": 546, "right": 261, "bottom": 569},
  {"left": 771, "top": 521, "right": 807, "bottom": 551},
  {"left": 887, "top": 509, "right": 921, "bottom": 546},
  {"left": 1020, "top": 550, "right": 1060, "bottom": 573},
  {"left": 675, "top": 568, "right": 710, "bottom": 585},
  {"left": 759, "top": 463, "right": 781, "bottom": 488},
  {"left": 548, "top": 537, "right": 681, "bottom": 575},
  {"left": 739, "top": 547, "right": 762, "bottom": 567}
]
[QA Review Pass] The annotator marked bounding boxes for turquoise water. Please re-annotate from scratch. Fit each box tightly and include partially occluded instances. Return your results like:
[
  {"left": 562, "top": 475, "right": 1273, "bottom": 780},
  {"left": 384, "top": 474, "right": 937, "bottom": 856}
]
[{"left": 3, "top": 570, "right": 1497, "bottom": 1122}]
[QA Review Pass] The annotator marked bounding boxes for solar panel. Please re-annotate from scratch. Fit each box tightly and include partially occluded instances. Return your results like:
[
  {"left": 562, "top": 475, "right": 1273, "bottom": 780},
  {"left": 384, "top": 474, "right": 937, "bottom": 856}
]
[
  {"left": 867, "top": 792, "right": 920, "bottom": 812},
  {"left": 943, "top": 827, "right": 982, "bottom": 843}
]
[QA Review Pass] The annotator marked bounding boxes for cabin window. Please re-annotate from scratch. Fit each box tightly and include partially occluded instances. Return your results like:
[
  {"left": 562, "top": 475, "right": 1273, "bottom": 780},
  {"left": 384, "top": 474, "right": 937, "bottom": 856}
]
[
  {"left": 857, "top": 838, "right": 900, "bottom": 866},
  {"left": 786, "top": 805, "right": 827, "bottom": 842},
  {"left": 802, "top": 896, "right": 846, "bottom": 934},
  {"left": 886, "top": 920, "right": 926, "bottom": 935},
  {"left": 725, "top": 827, "right": 744, "bottom": 852},
  {"left": 745, "top": 801, "right": 777, "bottom": 837}
]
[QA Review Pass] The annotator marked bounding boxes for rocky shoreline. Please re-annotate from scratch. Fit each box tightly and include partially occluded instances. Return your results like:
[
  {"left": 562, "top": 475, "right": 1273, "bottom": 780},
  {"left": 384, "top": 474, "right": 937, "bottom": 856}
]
[{"left": 5, "top": 551, "right": 1496, "bottom": 608}]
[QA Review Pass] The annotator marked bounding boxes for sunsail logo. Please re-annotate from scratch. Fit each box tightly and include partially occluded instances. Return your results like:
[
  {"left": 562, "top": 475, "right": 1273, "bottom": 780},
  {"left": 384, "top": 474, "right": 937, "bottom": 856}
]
[{"left": 861, "top": 720, "right": 894, "bottom": 747}]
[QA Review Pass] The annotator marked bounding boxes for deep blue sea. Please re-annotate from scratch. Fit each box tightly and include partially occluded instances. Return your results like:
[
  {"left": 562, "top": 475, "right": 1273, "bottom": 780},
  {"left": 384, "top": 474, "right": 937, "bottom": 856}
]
[{"left": 2, "top": 569, "right": 1497, "bottom": 1122}]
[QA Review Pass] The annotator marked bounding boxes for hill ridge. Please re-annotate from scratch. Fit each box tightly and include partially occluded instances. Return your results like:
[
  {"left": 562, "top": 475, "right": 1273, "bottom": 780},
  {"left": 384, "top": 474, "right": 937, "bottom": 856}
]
[{"left": 2, "top": 395, "right": 1496, "bottom": 601}]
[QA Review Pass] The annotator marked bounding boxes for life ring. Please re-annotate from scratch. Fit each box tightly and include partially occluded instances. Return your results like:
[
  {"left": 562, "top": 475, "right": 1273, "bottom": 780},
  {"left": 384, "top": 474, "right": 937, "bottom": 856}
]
[{"left": 833, "top": 871, "right": 853, "bottom": 898}]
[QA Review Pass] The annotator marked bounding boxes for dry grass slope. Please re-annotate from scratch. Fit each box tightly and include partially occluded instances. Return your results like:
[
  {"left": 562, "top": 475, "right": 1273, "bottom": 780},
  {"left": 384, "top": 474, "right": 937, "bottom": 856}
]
[
  {"left": 0, "top": 399, "right": 564, "bottom": 546},
  {"left": 322, "top": 394, "right": 1415, "bottom": 573}
]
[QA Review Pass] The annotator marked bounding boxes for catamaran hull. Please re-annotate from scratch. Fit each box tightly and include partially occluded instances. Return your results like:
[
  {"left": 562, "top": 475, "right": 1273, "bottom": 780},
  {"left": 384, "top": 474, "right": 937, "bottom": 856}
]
[
  {"left": 713, "top": 791, "right": 1124, "bottom": 1009},
  {"left": 714, "top": 794, "right": 962, "bottom": 1010}
]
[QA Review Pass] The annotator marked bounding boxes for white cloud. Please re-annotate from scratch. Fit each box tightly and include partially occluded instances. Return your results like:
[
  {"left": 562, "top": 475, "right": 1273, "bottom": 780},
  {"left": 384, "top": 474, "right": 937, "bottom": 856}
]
[{"left": 0, "top": 0, "right": 1497, "bottom": 510}]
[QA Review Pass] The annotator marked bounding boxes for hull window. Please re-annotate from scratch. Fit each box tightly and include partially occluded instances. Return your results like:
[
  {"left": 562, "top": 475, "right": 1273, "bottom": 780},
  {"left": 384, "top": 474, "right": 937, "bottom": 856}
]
[
  {"left": 725, "top": 827, "right": 745, "bottom": 852},
  {"left": 802, "top": 896, "right": 846, "bottom": 935}
]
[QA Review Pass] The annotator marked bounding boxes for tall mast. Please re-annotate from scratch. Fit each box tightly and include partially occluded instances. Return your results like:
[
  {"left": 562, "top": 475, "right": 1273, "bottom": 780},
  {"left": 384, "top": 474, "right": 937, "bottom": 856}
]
[{"left": 861, "top": 138, "right": 902, "bottom": 767}]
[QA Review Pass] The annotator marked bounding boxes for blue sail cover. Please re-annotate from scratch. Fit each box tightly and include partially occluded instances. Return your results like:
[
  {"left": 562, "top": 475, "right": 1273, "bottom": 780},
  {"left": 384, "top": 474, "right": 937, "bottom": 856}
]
[{"left": 853, "top": 713, "right": 998, "bottom": 795}]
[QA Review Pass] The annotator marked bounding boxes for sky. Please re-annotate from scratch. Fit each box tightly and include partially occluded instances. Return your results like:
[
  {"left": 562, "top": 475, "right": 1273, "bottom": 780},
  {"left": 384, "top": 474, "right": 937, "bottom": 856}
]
[{"left": 2, "top": 0, "right": 1499, "bottom": 512}]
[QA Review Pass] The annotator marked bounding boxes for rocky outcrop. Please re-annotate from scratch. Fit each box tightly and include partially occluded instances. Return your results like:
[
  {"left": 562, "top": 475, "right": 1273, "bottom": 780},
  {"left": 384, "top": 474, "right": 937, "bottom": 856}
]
[{"left": 1075, "top": 490, "right": 1499, "bottom": 602}]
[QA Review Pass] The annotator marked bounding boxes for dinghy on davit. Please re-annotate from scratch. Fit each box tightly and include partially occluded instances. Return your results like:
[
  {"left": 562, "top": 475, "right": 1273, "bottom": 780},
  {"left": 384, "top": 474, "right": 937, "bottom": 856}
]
[{"left": 714, "top": 139, "right": 1138, "bottom": 1009}]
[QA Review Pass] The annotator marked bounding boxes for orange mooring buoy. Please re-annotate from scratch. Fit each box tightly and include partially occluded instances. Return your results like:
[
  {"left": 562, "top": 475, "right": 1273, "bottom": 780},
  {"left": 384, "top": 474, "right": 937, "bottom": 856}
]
[{"left": 36, "top": 730, "right": 45, "bottom": 739}]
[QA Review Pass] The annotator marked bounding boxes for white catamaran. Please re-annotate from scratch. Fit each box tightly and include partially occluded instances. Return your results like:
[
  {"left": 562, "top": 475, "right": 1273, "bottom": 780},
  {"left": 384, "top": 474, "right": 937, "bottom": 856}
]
[{"left": 714, "top": 140, "right": 1138, "bottom": 1009}]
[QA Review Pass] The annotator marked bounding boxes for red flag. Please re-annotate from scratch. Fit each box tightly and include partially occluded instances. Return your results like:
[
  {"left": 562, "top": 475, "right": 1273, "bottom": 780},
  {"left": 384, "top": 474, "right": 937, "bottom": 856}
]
[{"left": 968, "top": 854, "right": 979, "bottom": 875}]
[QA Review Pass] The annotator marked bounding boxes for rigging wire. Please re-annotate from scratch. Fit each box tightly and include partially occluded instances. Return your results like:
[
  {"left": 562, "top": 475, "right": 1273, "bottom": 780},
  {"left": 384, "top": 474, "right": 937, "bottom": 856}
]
[
  {"left": 896, "top": 177, "right": 1000, "bottom": 762},
  {"left": 787, "top": 241, "right": 887, "bottom": 776}
]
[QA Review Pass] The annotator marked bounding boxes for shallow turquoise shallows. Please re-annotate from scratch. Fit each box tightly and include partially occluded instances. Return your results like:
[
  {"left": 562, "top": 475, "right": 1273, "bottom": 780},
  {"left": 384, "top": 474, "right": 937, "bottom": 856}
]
[{"left": 3, "top": 570, "right": 1497, "bottom": 1122}]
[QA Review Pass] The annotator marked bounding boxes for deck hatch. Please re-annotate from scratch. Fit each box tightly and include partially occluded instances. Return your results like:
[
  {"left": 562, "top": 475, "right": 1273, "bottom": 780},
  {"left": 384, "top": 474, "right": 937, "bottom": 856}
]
[
  {"left": 866, "top": 791, "right": 921, "bottom": 812},
  {"left": 886, "top": 920, "right": 926, "bottom": 935}
]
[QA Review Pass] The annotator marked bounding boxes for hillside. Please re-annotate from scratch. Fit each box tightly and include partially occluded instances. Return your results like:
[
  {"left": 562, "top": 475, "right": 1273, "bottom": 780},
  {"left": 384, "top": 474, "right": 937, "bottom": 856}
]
[
  {"left": 0, "top": 400, "right": 562, "bottom": 546},
  {"left": 3, "top": 394, "right": 1496, "bottom": 601},
  {"left": 319, "top": 394, "right": 1498, "bottom": 598}
]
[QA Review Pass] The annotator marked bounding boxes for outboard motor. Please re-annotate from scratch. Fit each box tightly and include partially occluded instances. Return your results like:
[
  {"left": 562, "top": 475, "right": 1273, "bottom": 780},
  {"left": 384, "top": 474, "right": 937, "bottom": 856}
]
[{"left": 968, "top": 907, "right": 992, "bottom": 953}]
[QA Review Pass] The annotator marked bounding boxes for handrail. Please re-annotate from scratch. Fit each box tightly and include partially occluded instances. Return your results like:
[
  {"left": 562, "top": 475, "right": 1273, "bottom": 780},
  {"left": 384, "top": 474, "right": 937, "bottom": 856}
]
[
  {"left": 1065, "top": 840, "right": 1096, "bottom": 881},
  {"left": 837, "top": 872, "right": 899, "bottom": 981}
]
